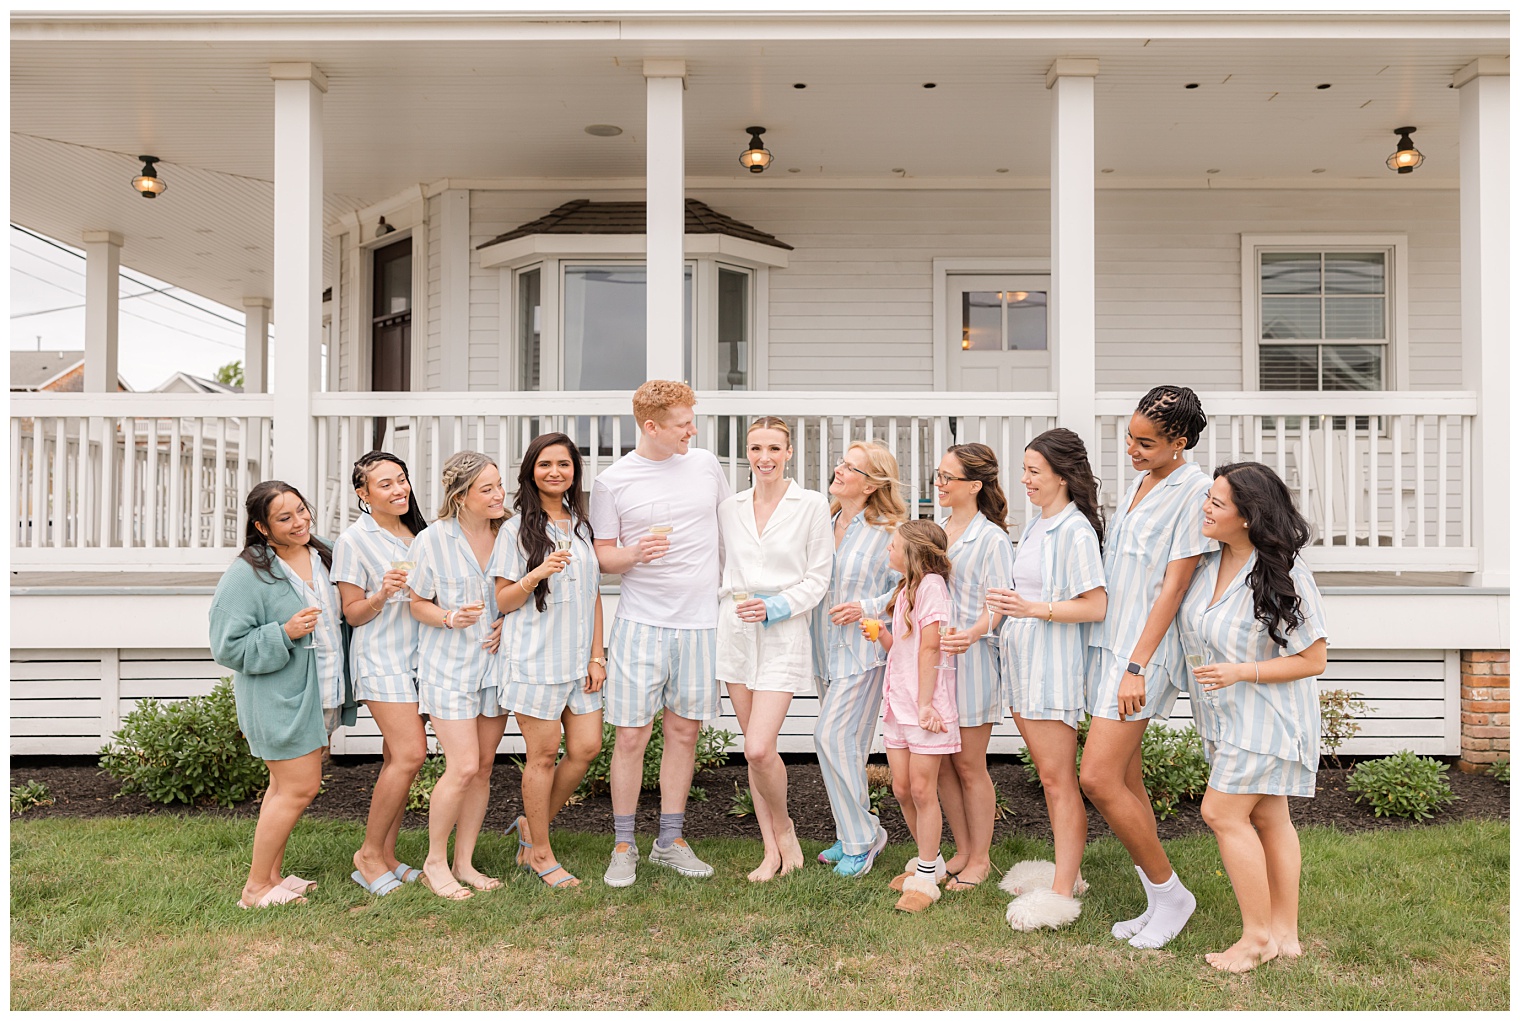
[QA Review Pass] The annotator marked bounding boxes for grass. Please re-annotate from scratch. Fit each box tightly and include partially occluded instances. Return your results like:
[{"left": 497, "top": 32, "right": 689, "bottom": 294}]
[{"left": 10, "top": 818, "right": 1509, "bottom": 1010}]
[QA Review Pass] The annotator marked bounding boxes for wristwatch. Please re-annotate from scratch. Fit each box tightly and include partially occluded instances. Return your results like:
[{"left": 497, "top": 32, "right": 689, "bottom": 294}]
[
  {"left": 589, "top": 656, "right": 607, "bottom": 666},
  {"left": 1125, "top": 661, "right": 1144, "bottom": 676}
]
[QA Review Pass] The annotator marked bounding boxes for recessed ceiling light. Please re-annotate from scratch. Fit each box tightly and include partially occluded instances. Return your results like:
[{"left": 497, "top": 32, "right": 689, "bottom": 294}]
[
  {"left": 1316, "top": 83, "right": 1332, "bottom": 90},
  {"left": 1312, "top": 168, "right": 1327, "bottom": 174},
  {"left": 922, "top": 83, "right": 937, "bottom": 89},
  {"left": 1185, "top": 83, "right": 1199, "bottom": 89},
  {"left": 584, "top": 124, "right": 623, "bottom": 137},
  {"left": 1206, "top": 168, "right": 1221, "bottom": 174},
  {"left": 995, "top": 168, "right": 1009, "bottom": 173},
  {"left": 793, "top": 83, "right": 807, "bottom": 89}
]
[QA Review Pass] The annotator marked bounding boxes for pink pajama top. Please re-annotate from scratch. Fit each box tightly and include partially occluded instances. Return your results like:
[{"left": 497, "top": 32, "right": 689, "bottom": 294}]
[{"left": 882, "top": 573, "right": 956, "bottom": 729}]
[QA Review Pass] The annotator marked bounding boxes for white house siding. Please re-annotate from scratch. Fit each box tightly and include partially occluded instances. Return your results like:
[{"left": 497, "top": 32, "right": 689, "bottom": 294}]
[
  {"left": 335, "top": 237, "right": 359, "bottom": 391},
  {"left": 423, "top": 192, "right": 443, "bottom": 391},
  {"left": 372, "top": 186, "right": 1460, "bottom": 396}
]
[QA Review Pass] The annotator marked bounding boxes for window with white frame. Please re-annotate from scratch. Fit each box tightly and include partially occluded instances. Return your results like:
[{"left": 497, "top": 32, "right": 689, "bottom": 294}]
[{"left": 1246, "top": 237, "right": 1405, "bottom": 392}]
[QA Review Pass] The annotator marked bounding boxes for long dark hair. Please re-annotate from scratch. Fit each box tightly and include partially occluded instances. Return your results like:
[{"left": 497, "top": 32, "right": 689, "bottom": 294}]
[
  {"left": 946, "top": 443, "right": 1008, "bottom": 531},
  {"left": 514, "top": 433, "right": 593, "bottom": 613},
  {"left": 239, "top": 480, "right": 332, "bottom": 583},
  {"left": 1215, "top": 461, "right": 1311, "bottom": 648},
  {"left": 1137, "top": 384, "right": 1208, "bottom": 449},
  {"left": 352, "top": 450, "right": 428, "bottom": 537},
  {"left": 1026, "top": 428, "right": 1105, "bottom": 548}
]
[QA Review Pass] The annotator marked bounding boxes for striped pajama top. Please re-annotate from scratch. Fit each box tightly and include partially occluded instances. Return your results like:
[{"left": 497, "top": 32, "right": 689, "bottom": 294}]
[
  {"left": 1179, "top": 550, "right": 1329, "bottom": 765},
  {"left": 941, "top": 511, "right": 1014, "bottom": 723},
  {"left": 332, "top": 513, "right": 420, "bottom": 689},
  {"left": 811, "top": 510, "right": 900, "bottom": 683},
  {"left": 489, "top": 515, "right": 599, "bottom": 687},
  {"left": 271, "top": 546, "right": 346, "bottom": 710},
  {"left": 409, "top": 517, "right": 501, "bottom": 692}
]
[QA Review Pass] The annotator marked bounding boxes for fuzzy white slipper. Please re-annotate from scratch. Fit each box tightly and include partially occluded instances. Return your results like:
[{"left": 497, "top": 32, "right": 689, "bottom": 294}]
[
  {"left": 1005, "top": 887, "right": 1083, "bottom": 931},
  {"left": 998, "top": 859, "right": 1089, "bottom": 897}
]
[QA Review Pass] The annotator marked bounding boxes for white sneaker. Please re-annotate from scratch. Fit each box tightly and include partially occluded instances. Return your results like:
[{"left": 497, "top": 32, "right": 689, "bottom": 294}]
[
  {"left": 604, "top": 841, "right": 639, "bottom": 888},
  {"left": 648, "top": 838, "right": 714, "bottom": 878}
]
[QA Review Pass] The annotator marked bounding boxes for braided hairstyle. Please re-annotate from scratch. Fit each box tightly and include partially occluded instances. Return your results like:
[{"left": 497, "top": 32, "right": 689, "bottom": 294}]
[
  {"left": 351, "top": 450, "right": 428, "bottom": 537},
  {"left": 1215, "top": 462, "right": 1311, "bottom": 648},
  {"left": 1136, "top": 385, "right": 1208, "bottom": 450},
  {"left": 436, "top": 450, "right": 506, "bottom": 533}
]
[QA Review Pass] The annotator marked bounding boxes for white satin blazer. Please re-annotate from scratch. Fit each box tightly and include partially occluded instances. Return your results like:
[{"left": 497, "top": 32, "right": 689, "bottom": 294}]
[{"left": 715, "top": 481, "right": 834, "bottom": 691}]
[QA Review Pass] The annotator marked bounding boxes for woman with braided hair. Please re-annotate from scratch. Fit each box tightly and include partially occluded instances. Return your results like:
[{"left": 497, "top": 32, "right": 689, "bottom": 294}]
[{"left": 1080, "top": 384, "right": 1216, "bottom": 949}]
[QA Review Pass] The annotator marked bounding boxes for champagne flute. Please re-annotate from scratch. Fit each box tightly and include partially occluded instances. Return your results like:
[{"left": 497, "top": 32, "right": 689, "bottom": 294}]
[
  {"left": 731, "top": 568, "right": 753, "bottom": 636},
  {"left": 388, "top": 559, "right": 414, "bottom": 603},
  {"left": 649, "top": 501, "right": 673, "bottom": 537},
  {"left": 1181, "top": 626, "right": 1216, "bottom": 709}
]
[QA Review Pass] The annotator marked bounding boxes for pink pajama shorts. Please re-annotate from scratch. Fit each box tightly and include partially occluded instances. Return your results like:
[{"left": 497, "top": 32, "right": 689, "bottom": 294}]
[{"left": 882, "top": 714, "right": 961, "bottom": 755}]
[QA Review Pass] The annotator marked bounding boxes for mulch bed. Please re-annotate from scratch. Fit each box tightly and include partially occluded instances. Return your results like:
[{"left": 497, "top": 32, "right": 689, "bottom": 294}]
[{"left": 10, "top": 755, "right": 1508, "bottom": 842}]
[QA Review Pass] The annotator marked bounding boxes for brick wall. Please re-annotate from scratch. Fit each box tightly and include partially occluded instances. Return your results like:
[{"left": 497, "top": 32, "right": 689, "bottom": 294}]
[{"left": 1459, "top": 650, "right": 1510, "bottom": 773}]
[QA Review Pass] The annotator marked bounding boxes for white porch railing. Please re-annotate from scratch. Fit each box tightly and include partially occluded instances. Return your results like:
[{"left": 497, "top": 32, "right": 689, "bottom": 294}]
[
  {"left": 11, "top": 390, "right": 1477, "bottom": 574},
  {"left": 11, "top": 393, "right": 274, "bottom": 571}
]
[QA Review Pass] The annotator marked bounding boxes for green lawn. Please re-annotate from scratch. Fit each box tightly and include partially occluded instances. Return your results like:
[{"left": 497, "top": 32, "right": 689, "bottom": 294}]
[{"left": 10, "top": 818, "right": 1508, "bottom": 1010}]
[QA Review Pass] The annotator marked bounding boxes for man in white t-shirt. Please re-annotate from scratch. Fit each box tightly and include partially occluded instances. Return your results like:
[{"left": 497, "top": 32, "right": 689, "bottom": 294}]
[{"left": 590, "top": 379, "right": 732, "bottom": 887}]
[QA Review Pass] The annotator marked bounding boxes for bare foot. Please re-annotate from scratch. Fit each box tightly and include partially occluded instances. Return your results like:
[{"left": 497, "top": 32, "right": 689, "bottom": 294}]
[
  {"left": 1274, "top": 934, "right": 1303, "bottom": 958},
  {"left": 352, "top": 850, "right": 394, "bottom": 887},
  {"left": 778, "top": 822, "right": 806, "bottom": 875},
  {"left": 950, "top": 862, "right": 991, "bottom": 887},
  {"left": 748, "top": 855, "right": 782, "bottom": 882},
  {"left": 532, "top": 862, "right": 580, "bottom": 889},
  {"left": 422, "top": 860, "right": 472, "bottom": 900},
  {"left": 1205, "top": 936, "right": 1279, "bottom": 974},
  {"left": 943, "top": 851, "right": 968, "bottom": 876},
  {"left": 453, "top": 865, "right": 502, "bottom": 891}
]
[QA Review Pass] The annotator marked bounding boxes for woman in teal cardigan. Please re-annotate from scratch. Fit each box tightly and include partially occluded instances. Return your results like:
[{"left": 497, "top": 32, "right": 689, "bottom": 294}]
[{"left": 209, "top": 480, "right": 354, "bottom": 909}]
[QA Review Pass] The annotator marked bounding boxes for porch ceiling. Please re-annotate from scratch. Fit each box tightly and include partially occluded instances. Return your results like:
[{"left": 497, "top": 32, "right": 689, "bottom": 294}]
[{"left": 10, "top": 21, "right": 1506, "bottom": 310}]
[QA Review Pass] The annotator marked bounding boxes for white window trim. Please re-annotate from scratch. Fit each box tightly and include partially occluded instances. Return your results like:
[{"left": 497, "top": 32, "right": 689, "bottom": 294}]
[
  {"left": 931, "top": 256, "right": 1050, "bottom": 390},
  {"left": 1240, "top": 234, "right": 1409, "bottom": 391}
]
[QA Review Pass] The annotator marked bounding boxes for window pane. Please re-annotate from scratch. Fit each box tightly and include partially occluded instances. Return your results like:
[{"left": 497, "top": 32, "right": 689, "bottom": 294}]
[
  {"left": 1324, "top": 296, "right": 1384, "bottom": 340},
  {"left": 372, "top": 237, "right": 412, "bottom": 318},
  {"left": 1260, "top": 345, "right": 1320, "bottom": 390},
  {"left": 563, "top": 266, "right": 648, "bottom": 390},
  {"left": 517, "top": 268, "right": 541, "bottom": 391},
  {"left": 961, "top": 291, "right": 1002, "bottom": 351},
  {"left": 1261, "top": 296, "right": 1321, "bottom": 339},
  {"left": 1006, "top": 291, "right": 1048, "bottom": 351},
  {"left": 1322, "top": 344, "right": 1383, "bottom": 391},
  {"left": 1324, "top": 252, "right": 1384, "bottom": 295},
  {"left": 717, "top": 268, "right": 750, "bottom": 390},
  {"left": 1260, "top": 252, "right": 1320, "bottom": 294}
]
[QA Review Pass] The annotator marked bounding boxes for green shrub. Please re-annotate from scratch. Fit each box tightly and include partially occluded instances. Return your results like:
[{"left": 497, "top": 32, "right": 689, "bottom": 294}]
[
  {"left": 574, "top": 712, "right": 735, "bottom": 797},
  {"left": 98, "top": 678, "right": 268, "bottom": 807},
  {"left": 866, "top": 763, "right": 892, "bottom": 816},
  {"left": 1347, "top": 751, "right": 1458, "bottom": 820},
  {"left": 728, "top": 783, "right": 755, "bottom": 817},
  {"left": 1320, "top": 688, "right": 1373, "bottom": 767},
  {"left": 1489, "top": 758, "right": 1510, "bottom": 783},
  {"left": 1018, "top": 717, "right": 1208, "bottom": 820},
  {"left": 10, "top": 781, "right": 53, "bottom": 815},
  {"left": 407, "top": 752, "right": 448, "bottom": 812}
]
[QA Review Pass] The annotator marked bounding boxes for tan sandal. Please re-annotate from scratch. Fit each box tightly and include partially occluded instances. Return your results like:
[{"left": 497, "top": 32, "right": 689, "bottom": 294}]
[{"left": 420, "top": 872, "right": 473, "bottom": 901}]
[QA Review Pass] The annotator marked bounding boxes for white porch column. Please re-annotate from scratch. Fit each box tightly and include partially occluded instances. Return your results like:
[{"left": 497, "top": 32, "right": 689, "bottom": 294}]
[
  {"left": 242, "top": 297, "right": 271, "bottom": 394},
  {"left": 438, "top": 188, "right": 471, "bottom": 391},
  {"left": 82, "top": 230, "right": 122, "bottom": 393},
  {"left": 269, "top": 61, "right": 326, "bottom": 489},
  {"left": 1046, "top": 58, "right": 1099, "bottom": 454},
  {"left": 1456, "top": 56, "right": 1509, "bottom": 588},
  {"left": 644, "top": 58, "right": 687, "bottom": 382}
]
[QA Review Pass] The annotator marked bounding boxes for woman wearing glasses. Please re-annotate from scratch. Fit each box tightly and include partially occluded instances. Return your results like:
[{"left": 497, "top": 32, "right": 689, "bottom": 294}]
[
  {"left": 811, "top": 441, "right": 908, "bottom": 878},
  {"left": 716, "top": 417, "right": 834, "bottom": 882},
  {"left": 928, "top": 443, "right": 1014, "bottom": 892}
]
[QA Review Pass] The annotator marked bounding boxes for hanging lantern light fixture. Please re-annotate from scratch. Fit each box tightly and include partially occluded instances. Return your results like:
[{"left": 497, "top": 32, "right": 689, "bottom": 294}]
[
  {"left": 1385, "top": 127, "right": 1424, "bottom": 174},
  {"left": 739, "top": 127, "right": 772, "bottom": 174},
  {"left": 131, "top": 155, "right": 167, "bottom": 198}
]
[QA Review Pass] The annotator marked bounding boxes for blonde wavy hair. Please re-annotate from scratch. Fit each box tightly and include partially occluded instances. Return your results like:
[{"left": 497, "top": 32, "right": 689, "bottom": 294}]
[
  {"left": 436, "top": 450, "right": 506, "bottom": 532},
  {"left": 831, "top": 440, "right": 908, "bottom": 529}
]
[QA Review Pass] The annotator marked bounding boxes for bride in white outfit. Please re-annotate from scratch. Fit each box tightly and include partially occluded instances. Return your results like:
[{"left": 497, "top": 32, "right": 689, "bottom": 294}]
[{"left": 716, "top": 416, "right": 834, "bottom": 881}]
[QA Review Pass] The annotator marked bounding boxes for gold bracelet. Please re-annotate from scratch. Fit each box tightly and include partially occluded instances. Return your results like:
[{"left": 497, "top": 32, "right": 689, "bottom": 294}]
[
  {"left": 518, "top": 577, "right": 533, "bottom": 593},
  {"left": 1254, "top": 661, "right": 1260, "bottom": 683},
  {"left": 1047, "top": 601, "right": 1055, "bottom": 623}
]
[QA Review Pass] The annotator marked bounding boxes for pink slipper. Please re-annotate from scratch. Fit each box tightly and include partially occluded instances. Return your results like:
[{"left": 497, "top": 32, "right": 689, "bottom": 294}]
[
  {"left": 280, "top": 875, "right": 317, "bottom": 895},
  {"left": 238, "top": 884, "right": 308, "bottom": 909}
]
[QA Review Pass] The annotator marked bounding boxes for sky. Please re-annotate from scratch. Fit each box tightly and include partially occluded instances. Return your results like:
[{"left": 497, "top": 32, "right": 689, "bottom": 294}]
[{"left": 9, "top": 224, "right": 252, "bottom": 391}]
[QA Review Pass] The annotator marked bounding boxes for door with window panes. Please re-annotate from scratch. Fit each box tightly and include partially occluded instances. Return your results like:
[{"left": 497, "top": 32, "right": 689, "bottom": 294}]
[{"left": 945, "top": 275, "right": 1050, "bottom": 391}]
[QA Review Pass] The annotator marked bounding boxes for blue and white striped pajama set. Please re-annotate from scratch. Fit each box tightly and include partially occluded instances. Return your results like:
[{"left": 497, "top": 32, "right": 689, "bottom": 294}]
[
  {"left": 1180, "top": 551, "right": 1328, "bottom": 797},
  {"left": 942, "top": 512, "right": 1014, "bottom": 727},
  {"left": 1088, "top": 461, "right": 1217, "bottom": 721},
  {"left": 489, "top": 516, "right": 602, "bottom": 721},
  {"left": 1000, "top": 502, "right": 1106, "bottom": 729},
  {"left": 271, "top": 546, "right": 347, "bottom": 735},
  {"left": 408, "top": 518, "right": 505, "bottom": 721},
  {"left": 332, "top": 514, "right": 421, "bottom": 704},
  {"left": 810, "top": 511, "right": 900, "bottom": 856}
]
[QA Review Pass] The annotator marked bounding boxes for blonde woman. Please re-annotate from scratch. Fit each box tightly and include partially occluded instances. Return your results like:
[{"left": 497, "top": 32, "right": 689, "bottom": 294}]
[
  {"left": 810, "top": 441, "right": 907, "bottom": 878},
  {"left": 408, "top": 451, "right": 509, "bottom": 901},
  {"left": 717, "top": 417, "right": 833, "bottom": 881}
]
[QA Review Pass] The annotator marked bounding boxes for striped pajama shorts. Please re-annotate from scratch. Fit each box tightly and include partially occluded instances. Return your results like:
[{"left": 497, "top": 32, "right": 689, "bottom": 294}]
[
  {"left": 604, "top": 619, "right": 719, "bottom": 728},
  {"left": 419, "top": 682, "right": 505, "bottom": 721},
  {"left": 357, "top": 673, "right": 420, "bottom": 704},
  {"left": 1085, "top": 647, "right": 1182, "bottom": 723},
  {"left": 1204, "top": 738, "right": 1317, "bottom": 798},
  {"left": 501, "top": 678, "right": 602, "bottom": 721}
]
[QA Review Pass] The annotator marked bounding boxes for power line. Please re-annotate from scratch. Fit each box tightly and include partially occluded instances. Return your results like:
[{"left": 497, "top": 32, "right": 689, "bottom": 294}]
[{"left": 10, "top": 264, "right": 243, "bottom": 336}]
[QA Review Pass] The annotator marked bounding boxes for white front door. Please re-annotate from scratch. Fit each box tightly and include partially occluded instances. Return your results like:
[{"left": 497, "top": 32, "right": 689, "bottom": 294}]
[{"left": 943, "top": 274, "right": 1051, "bottom": 391}]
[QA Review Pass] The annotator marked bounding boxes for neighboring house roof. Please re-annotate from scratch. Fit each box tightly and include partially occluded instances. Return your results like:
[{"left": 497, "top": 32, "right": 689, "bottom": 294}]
[
  {"left": 477, "top": 198, "right": 794, "bottom": 251},
  {"left": 150, "top": 371, "right": 242, "bottom": 394},
  {"left": 10, "top": 351, "right": 132, "bottom": 392}
]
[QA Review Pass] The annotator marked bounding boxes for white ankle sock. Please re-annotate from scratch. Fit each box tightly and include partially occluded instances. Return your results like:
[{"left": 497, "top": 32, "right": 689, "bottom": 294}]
[
  {"left": 1111, "top": 865, "right": 1155, "bottom": 940},
  {"left": 1128, "top": 871, "right": 1196, "bottom": 949}
]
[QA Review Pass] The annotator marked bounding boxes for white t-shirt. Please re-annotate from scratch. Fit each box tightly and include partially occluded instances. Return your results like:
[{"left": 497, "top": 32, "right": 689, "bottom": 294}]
[
  {"left": 1011, "top": 513, "right": 1049, "bottom": 602},
  {"left": 589, "top": 446, "right": 732, "bottom": 629}
]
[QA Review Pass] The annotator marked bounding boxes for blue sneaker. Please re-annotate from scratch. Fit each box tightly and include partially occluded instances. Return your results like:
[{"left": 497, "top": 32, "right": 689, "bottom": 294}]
[
  {"left": 833, "top": 827, "right": 889, "bottom": 878},
  {"left": 817, "top": 840, "right": 844, "bottom": 865}
]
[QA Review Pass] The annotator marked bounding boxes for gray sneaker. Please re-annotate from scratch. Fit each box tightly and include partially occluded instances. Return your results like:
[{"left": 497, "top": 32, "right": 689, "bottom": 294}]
[
  {"left": 648, "top": 838, "right": 714, "bottom": 878},
  {"left": 604, "top": 841, "right": 640, "bottom": 888}
]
